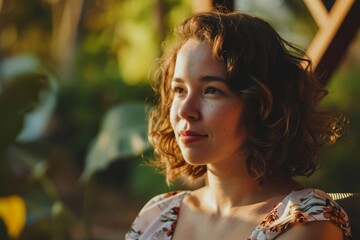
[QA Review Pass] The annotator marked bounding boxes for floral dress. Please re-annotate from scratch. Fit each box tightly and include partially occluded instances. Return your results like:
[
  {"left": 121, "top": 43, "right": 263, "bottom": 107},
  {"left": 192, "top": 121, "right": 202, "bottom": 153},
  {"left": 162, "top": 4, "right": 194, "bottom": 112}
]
[{"left": 126, "top": 188, "right": 351, "bottom": 240}]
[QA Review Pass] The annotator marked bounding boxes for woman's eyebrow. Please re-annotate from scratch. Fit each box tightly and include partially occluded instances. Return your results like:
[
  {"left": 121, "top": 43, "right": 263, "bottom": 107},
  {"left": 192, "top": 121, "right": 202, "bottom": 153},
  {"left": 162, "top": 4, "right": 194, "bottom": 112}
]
[
  {"left": 172, "top": 75, "right": 226, "bottom": 83},
  {"left": 171, "top": 77, "right": 184, "bottom": 83},
  {"left": 201, "top": 75, "right": 226, "bottom": 82}
]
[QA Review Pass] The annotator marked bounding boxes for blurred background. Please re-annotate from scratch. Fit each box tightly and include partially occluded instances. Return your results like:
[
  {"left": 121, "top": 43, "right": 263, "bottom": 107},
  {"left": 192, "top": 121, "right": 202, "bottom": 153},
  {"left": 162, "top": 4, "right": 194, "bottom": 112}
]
[{"left": 0, "top": 0, "right": 359, "bottom": 239}]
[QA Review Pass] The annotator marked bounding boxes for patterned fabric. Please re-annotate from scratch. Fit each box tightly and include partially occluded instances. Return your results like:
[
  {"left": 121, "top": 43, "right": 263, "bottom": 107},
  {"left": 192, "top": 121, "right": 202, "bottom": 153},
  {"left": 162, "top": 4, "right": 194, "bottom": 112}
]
[
  {"left": 248, "top": 188, "right": 351, "bottom": 240},
  {"left": 126, "top": 188, "right": 352, "bottom": 240}
]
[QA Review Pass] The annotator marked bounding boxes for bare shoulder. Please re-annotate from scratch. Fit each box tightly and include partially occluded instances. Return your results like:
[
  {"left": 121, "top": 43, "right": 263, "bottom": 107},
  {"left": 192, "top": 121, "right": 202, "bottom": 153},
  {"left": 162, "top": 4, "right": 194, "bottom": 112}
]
[
  {"left": 276, "top": 221, "right": 343, "bottom": 240},
  {"left": 182, "top": 186, "right": 207, "bottom": 208}
]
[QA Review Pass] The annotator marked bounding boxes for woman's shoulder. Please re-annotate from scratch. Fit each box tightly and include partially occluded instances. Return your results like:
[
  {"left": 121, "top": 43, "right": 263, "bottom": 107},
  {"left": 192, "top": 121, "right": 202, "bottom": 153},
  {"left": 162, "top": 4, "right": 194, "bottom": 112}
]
[
  {"left": 126, "top": 191, "right": 190, "bottom": 240},
  {"left": 256, "top": 188, "right": 352, "bottom": 239},
  {"left": 284, "top": 188, "right": 350, "bottom": 223}
]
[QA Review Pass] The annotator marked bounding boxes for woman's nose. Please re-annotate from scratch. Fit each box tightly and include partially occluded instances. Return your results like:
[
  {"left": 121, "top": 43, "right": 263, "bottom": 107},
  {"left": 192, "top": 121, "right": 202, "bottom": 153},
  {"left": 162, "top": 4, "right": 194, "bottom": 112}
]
[{"left": 177, "top": 94, "right": 200, "bottom": 121}]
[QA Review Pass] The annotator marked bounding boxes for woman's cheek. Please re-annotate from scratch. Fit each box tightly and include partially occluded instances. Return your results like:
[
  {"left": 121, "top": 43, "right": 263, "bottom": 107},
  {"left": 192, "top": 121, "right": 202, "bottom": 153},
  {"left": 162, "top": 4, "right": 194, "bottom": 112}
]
[{"left": 169, "top": 102, "right": 178, "bottom": 129}]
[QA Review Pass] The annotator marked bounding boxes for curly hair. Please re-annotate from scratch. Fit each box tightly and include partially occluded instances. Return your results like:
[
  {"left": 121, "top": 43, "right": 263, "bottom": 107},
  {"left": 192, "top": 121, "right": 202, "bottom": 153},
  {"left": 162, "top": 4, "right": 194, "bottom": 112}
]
[{"left": 148, "top": 10, "right": 346, "bottom": 184}]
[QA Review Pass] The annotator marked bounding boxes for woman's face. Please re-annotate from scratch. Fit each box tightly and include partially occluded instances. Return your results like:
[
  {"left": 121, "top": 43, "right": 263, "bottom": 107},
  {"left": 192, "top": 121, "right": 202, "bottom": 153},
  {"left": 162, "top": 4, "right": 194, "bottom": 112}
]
[{"left": 170, "top": 39, "right": 248, "bottom": 168}]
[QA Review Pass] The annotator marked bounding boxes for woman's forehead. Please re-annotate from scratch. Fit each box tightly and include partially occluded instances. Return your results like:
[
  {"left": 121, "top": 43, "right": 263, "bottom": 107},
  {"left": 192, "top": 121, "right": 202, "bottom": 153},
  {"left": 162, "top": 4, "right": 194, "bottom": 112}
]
[{"left": 173, "top": 39, "right": 227, "bottom": 80}]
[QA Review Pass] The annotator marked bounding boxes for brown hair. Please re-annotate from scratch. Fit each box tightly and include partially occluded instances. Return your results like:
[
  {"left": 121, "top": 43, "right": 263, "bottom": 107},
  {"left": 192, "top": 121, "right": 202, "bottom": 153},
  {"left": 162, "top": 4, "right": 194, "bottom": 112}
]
[{"left": 148, "top": 11, "right": 346, "bottom": 184}]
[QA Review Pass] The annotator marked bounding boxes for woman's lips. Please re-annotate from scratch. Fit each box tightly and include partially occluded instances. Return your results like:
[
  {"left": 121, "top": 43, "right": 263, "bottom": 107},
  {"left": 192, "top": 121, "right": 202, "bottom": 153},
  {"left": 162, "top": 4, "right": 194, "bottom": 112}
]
[{"left": 179, "top": 130, "right": 207, "bottom": 144}]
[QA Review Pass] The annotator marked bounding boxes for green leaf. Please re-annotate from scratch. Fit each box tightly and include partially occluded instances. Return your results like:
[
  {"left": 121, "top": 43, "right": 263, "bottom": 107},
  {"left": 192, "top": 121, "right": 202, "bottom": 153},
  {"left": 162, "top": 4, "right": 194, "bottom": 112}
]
[
  {"left": 81, "top": 103, "right": 151, "bottom": 182},
  {"left": 0, "top": 55, "right": 58, "bottom": 143}
]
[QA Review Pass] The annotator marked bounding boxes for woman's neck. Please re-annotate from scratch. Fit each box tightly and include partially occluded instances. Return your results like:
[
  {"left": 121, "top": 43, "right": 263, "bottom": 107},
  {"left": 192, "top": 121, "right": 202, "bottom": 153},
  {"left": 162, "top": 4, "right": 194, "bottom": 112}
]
[
  {"left": 205, "top": 165, "right": 260, "bottom": 214},
  {"left": 203, "top": 165, "right": 301, "bottom": 216}
]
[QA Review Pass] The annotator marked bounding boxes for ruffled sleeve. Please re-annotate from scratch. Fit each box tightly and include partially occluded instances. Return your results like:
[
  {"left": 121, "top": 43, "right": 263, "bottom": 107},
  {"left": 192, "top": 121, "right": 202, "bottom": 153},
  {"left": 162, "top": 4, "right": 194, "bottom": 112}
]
[
  {"left": 249, "top": 188, "right": 352, "bottom": 240},
  {"left": 125, "top": 191, "right": 189, "bottom": 240}
]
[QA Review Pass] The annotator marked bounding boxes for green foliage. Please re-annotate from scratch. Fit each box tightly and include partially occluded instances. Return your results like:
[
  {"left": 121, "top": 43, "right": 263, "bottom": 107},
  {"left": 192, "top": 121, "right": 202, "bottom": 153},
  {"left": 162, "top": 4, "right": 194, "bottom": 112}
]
[
  {"left": 130, "top": 163, "right": 169, "bottom": 199},
  {"left": 300, "top": 68, "right": 360, "bottom": 192},
  {"left": 0, "top": 72, "right": 51, "bottom": 155},
  {"left": 81, "top": 103, "right": 151, "bottom": 182},
  {"left": 0, "top": 0, "right": 192, "bottom": 238},
  {"left": 322, "top": 69, "right": 360, "bottom": 111}
]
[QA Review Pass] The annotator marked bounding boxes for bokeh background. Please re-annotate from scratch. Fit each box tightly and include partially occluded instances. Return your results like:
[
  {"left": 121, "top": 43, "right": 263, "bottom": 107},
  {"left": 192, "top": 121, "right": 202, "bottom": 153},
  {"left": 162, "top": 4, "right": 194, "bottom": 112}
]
[{"left": 0, "top": 0, "right": 359, "bottom": 239}]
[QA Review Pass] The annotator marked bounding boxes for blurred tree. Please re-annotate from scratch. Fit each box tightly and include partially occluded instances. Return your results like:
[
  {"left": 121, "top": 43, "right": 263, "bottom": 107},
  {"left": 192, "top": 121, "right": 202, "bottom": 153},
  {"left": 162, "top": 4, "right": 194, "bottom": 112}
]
[{"left": 49, "top": 0, "right": 84, "bottom": 80}]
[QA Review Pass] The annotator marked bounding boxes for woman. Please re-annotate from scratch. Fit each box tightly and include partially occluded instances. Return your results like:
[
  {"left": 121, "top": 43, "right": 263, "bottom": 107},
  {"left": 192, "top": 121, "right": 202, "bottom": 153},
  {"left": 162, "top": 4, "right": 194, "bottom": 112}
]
[{"left": 126, "top": 10, "right": 351, "bottom": 240}]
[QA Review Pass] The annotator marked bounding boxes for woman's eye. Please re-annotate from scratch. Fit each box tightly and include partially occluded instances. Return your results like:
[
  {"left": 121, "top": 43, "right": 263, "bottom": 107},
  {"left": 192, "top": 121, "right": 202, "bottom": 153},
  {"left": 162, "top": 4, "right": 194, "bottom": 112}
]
[
  {"left": 204, "top": 87, "right": 220, "bottom": 95},
  {"left": 172, "top": 87, "right": 185, "bottom": 94}
]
